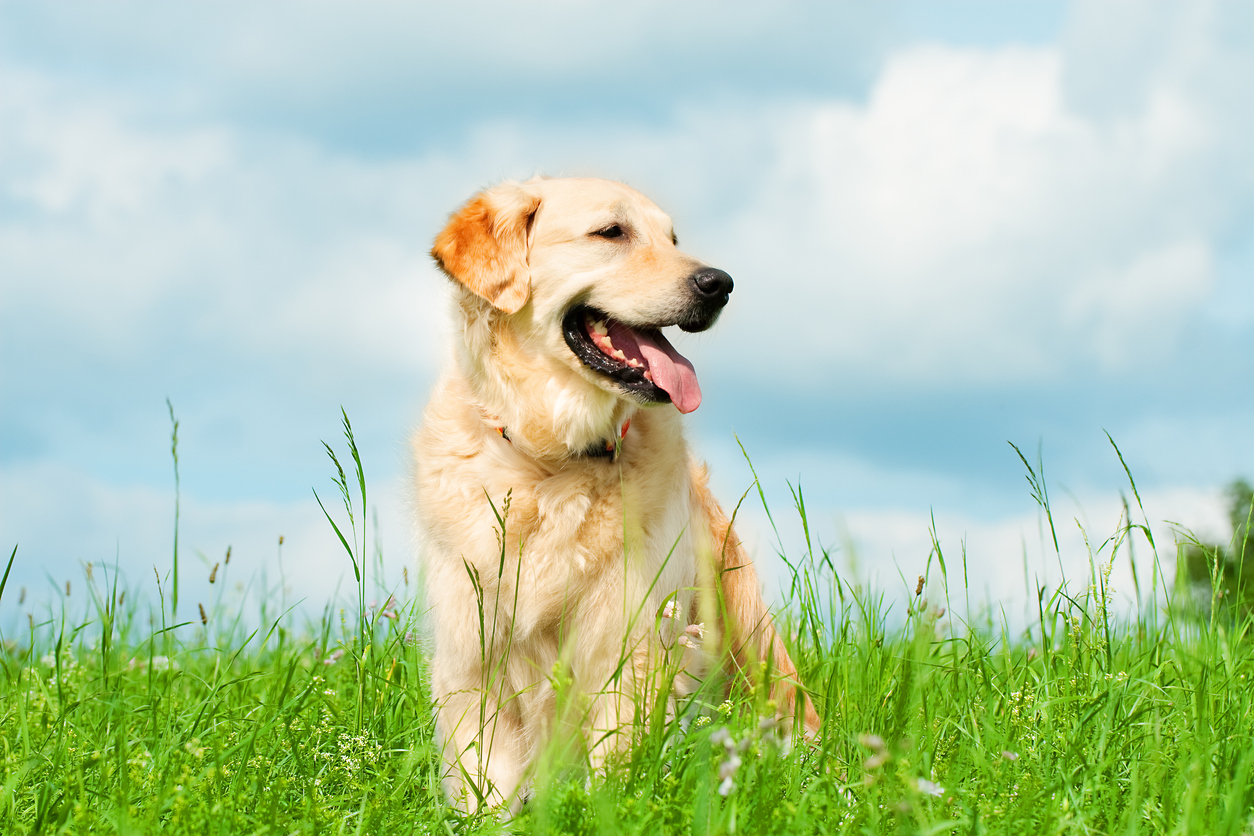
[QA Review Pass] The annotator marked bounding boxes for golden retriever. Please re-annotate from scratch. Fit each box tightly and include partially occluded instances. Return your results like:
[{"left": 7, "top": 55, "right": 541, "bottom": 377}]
[{"left": 412, "top": 176, "right": 818, "bottom": 811}]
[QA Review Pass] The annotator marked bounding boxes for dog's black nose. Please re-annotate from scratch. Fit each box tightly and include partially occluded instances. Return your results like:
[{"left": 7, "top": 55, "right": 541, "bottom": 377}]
[{"left": 691, "top": 267, "right": 734, "bottom": 302}]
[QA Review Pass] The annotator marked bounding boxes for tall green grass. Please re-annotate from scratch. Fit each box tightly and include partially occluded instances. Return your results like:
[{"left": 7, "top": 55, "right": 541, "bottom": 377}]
[{"left": 1, "top": 417, "right": 1252, "bottom": 834}]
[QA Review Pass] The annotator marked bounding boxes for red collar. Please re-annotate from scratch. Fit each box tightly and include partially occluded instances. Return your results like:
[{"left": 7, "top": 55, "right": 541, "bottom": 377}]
[{"left": 494, "top": 418, "right": 631, "bottom": 462}]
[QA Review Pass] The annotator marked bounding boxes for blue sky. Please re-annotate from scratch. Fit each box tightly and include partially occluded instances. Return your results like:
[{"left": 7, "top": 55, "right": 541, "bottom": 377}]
[{"left": 3, "top": 1, "right": 1252, "bottom": 625}]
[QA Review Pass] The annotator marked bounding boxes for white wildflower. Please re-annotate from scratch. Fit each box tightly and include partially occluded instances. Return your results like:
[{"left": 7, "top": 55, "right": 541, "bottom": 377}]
[
  {"left": 917, "top": 778, "right": 944, "bottom": 797},
  {"left": 864, "top": 752, "right": 889, "bottom": 770},
  {"left": 859, "top": 733, "right": 886, "bottom": 751}
]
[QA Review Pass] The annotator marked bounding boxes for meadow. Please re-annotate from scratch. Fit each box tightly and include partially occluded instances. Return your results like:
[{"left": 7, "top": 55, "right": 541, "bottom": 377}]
[{"left": 2, "top": 416, "right": 1253, "bottom": 835}]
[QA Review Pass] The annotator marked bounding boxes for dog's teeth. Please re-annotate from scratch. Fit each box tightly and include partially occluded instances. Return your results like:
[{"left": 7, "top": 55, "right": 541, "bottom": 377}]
[
  {"left": 593, "top": 320, "right": 608, "bottom": 336},
  {"left": 611, "top": 349, "right": 626, "bottom": 361}
]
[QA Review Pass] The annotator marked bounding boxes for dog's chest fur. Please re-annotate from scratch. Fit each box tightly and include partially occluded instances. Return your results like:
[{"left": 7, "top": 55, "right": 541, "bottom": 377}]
[{"left": 413, "top": 376, "right": 700, "bottom": 635}]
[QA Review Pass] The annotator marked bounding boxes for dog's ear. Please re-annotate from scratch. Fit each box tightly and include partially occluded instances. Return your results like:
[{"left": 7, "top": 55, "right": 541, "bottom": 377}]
[{"left": 431, "top": 182, "right": 541, "bottom": 315}]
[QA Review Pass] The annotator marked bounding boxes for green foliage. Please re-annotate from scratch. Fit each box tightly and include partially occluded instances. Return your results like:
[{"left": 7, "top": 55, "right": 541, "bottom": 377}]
[
  {"left": 2, "top": 422, "right": 1254, "bottom": 834},
  {"left": 1177, "top": 478, "right": 1254, "bottom": 620}
]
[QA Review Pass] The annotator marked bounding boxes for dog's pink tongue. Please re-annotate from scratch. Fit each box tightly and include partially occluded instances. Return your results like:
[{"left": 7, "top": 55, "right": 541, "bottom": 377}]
[{"left": 636, "top": 331, "right": 702, "bottom": 414}]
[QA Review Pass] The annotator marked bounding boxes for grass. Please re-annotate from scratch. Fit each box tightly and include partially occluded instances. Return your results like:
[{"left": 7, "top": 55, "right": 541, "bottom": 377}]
[{"left": 2, "top": 418, "right": 1254, "bottom": 834}]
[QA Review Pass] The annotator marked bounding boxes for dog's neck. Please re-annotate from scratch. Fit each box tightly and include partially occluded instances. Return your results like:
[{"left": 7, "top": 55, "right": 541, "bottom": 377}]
[
  {"left": 493, "top": 416, "right": 632, "bottom": 462},
  {"left": 466, "top": 364, "right": 638, "bottom": 462},
  {"left": 454, "top": 301, "right": 642, "bottom": 462}
]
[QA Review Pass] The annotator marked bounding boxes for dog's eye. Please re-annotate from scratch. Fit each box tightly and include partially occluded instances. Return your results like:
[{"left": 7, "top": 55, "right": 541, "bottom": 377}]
[{"left": 592, "top": 224, "right": 624, "bottom": 239}]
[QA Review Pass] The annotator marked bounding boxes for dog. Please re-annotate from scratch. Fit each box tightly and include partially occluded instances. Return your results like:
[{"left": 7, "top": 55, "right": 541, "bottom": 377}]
[{"left": 412, "top": 176, "right": 819, "bottom": 811}]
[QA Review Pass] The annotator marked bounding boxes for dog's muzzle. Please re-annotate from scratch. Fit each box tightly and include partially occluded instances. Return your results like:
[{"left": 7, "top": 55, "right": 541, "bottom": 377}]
[{"left": 561, "top": 266, "right": 733, "bottom": 414}]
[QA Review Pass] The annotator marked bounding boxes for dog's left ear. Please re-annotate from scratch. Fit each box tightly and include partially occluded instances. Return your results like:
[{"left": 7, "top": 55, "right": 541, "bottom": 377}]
[{"left": 431, "top": 181, "right": 541, "bottom": 315}]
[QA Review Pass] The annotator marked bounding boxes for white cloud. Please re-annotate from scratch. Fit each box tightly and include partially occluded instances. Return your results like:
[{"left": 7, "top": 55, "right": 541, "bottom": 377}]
[
  {"left": 3, "top": 0, "right": 1253, "bottom": 623},
  {"left": 0, "top": 67, "right": 451, "bottom": 376},
  {"left": 5, "top": 14, "right": 1246, "bottom": 393},
  {"left": 1065, "top": 238, "right": 1213, "bottom": 367},
  {"left": 4, "top": 77, "right": 228, "bottom": 218},
  {"left": 711, "top": 40, "right": 1239, "bottom": 385}
]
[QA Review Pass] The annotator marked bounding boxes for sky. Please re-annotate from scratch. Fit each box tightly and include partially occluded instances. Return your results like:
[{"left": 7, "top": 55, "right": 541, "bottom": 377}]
[{"left": 2, "top": 0, "right": 1253, "bottom": 631}]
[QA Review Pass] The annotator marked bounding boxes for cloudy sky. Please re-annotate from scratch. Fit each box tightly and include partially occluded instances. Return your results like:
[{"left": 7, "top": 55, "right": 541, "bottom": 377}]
[{"left": 3, "top": 1, "right": 1252, "bottom": 629}]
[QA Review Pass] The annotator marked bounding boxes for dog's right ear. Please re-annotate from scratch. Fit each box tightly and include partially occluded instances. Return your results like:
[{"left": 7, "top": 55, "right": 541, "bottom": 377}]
[{"left": 431, "top": 182, "right": 541, "bottom": 315}]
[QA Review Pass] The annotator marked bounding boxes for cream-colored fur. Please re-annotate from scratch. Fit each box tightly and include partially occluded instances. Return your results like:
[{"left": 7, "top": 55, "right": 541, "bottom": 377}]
[{"left": 412, "top": 177, "right": 818, "bottom": 811}]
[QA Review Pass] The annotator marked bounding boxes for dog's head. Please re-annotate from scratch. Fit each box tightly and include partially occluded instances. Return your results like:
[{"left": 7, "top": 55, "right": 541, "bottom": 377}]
[{"left": 432, "top": 177, "right": 731, "bottom": 422}]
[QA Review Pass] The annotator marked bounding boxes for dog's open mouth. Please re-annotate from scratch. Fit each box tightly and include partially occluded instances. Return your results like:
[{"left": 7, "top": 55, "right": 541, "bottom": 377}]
[{"left": 562, "top": 305, "right": 702, "bottom": 414}]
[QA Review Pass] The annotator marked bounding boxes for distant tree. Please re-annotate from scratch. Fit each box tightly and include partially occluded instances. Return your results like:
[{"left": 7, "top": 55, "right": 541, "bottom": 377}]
[{"left": 1177, "top": 478, "right": 1254, "bottom": 618}]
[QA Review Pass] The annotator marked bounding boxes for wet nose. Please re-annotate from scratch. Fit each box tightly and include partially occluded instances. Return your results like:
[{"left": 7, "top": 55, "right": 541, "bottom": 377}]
[{"left": 691, "top": 267, "right": 734, "bottom": 304}]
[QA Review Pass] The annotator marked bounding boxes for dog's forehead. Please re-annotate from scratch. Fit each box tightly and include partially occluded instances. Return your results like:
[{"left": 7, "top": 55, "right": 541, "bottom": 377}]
[{"left": 535, "top": 178, "right": 671, "bottom": 229}]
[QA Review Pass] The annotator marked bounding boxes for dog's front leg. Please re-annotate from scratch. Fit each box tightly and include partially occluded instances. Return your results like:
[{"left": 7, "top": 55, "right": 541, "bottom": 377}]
[
  {"left": 430, "top": 651, "right": 530, "bottom": 813},
  {"left": 577, "top": 636, "right": 655, "bottom": 771},
  {"left": 427, "top": 563, "right": 533, "bottom": 814},
  {"left": 575, "top": 616, "right": 705, "bottom": 772}
]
